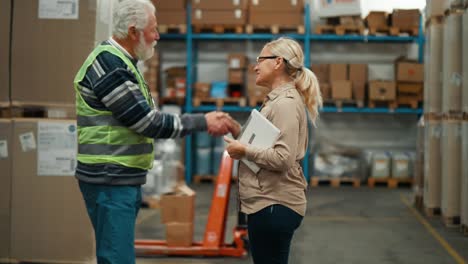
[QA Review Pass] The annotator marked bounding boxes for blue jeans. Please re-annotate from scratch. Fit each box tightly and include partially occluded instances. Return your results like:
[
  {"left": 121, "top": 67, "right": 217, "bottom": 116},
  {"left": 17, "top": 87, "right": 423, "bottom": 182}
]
[
  {"left": 78, "top": 181, "right": 141, "bottom": 264},
  {"left": 247, "top": 204, "right": 303, "bottom": 264}
]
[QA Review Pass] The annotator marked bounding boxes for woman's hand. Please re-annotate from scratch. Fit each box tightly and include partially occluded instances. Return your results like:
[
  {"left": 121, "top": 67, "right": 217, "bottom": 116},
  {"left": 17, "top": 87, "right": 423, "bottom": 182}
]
[{"left": 224, "top": 136, "right": 247, "bottom": 160}]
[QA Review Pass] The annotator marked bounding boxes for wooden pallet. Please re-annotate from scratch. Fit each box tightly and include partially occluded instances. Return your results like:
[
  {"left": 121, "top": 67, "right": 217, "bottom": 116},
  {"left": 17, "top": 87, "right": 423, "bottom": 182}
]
[
  {"left": 367, "top": 177, "right": 413, "bottom": 188},
  {"left": 192, "top": 97, "right": 246, "bottom": 108},
  {"left": 442, "top": 215, "right": 460, "bottom": 228},
  {"left": 315, "top": 24, "right": 365, "bottom": 35},
  {"left": 194, "top": 175, "right": 217, "bottom": 184},
  {"left": 389, "top": 26, "right": 419, "bottom": 36},
  {"left": 424, "top": 207, "right": 441, "bottom": 218},
  {"left": 310, "top": 176, "right": 361, "bottom": 187},
  {"left": 396, "top": 96, "right": 420, "bottom": 109},
  {"left": 324, "top": 99, "right": 364, "bottom": 109},
  {"left": 462, "top": 225, "right": 468, "bottom": 236},
  {"left": 368, "top": 26, "right": 392, "bottom": 35},
  {"left": 246, "top": 24, "right": 305, "bottom": 34},
  {"left": 3, "top": 103, "right": 75, "bottom": 119},
  {"left": 193, "top": 25, "right": 243, "bottom": 34},
  {"left": 159, "top": 96, "right": 185, "bottom": 106},
  {"left": 158, "top": 24, "right": 187, "bottom": 34},
  {"left": 368, "top": 100, "right": 397, "bottom": 111}
]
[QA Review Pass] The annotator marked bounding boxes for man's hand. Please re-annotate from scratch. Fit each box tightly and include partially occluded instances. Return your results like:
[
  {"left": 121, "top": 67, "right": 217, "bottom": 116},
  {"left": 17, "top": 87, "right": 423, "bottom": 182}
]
[
  {"left": 224, "top": 136, "right": 246, "bottom": 160},
  {"left": 205, "top": 111, "right": 232, "bottom": 136}
]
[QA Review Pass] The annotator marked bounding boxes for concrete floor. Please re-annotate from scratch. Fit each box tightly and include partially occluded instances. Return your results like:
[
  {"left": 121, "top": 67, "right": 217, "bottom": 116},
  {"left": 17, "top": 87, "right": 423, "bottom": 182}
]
[{"left": 135, "top": 185, "right": 468, "bottom": 264}]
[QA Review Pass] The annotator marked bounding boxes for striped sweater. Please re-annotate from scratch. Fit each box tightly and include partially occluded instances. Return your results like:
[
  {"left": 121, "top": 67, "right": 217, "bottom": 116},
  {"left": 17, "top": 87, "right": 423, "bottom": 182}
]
[{"left": 75, "top": 39, "right": 206, "bottom": 185}]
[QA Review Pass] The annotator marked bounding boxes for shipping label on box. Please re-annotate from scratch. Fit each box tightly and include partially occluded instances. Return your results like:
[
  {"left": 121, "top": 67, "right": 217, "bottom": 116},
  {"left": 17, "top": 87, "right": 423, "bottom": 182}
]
[{"left": 228, "top": 54, "right": 248, "bottom": 69}]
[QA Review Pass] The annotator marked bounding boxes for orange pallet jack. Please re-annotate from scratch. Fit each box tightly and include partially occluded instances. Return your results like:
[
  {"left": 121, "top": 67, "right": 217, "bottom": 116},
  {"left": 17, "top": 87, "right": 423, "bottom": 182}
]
[{"left": 135, "top": 151, "right": 249, "bottom": 257}]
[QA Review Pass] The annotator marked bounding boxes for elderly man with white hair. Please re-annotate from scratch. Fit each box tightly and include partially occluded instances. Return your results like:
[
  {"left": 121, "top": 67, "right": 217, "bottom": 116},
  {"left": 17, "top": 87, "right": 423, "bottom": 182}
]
[{"left": 73, "top": 0, "right": 240, "bottom": 263}]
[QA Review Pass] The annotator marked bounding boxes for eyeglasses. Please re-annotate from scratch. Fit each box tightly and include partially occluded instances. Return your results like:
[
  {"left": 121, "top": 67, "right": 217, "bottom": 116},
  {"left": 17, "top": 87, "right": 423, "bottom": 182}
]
[{"left": 256, "top": 56, "right": 279, "bottom": 63}]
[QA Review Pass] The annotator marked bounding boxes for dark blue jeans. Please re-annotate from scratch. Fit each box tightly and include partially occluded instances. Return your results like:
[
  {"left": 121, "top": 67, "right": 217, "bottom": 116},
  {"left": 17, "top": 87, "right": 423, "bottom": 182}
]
[
  {"left": 79, "top": 181, "right": 141, "bottom": 264},
  {"left": 247, "top": 204, "right": 303, "bottom": 264}
]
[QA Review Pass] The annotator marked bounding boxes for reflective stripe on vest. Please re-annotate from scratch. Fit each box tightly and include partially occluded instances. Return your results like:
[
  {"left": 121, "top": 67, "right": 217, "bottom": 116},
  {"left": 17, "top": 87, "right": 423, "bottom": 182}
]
[{"left": 74, "top": 44, "right": 154, "bottom": 170}]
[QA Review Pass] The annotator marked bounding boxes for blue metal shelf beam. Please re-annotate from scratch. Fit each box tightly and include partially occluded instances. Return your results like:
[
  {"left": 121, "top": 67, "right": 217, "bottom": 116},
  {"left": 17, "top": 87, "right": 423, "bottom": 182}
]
[{"left": 320, "top": 107, "right": 422, "bottom": 114}]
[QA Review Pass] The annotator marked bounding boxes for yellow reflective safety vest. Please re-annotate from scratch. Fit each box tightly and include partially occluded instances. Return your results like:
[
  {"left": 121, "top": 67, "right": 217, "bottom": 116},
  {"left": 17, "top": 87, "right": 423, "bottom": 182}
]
[{"left": 74, "top": 45, "right": 154, "bottom": 170}]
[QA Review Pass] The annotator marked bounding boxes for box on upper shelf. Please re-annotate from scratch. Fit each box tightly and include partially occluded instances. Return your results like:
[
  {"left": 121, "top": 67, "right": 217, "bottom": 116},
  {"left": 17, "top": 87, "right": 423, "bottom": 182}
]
[
  {"left": 192, "top": 0, "right": 248, "bottom": 10},
  {"left": 395, "top": 59, "right": 424, "bottom": 83},
  {"left": 152, "top": 0, "right": 186, "bottom": 10},
  {"left": 228, "top": 54, "right": 248, "bottom": 69},
  {"left": 391, "top": 9, "right": 421, "bottom": 30},
  {"left": 192, "top": 9, "right": 246, "bottom": 25},
  {"left": 316, "top": 0, "right": 362, "bottom": 18},
  {"left": 248, "top": 0, "right": 304, "bottom": 12},
  {"left": 331, "top": 80, "right": 352, "bottom": 100}
]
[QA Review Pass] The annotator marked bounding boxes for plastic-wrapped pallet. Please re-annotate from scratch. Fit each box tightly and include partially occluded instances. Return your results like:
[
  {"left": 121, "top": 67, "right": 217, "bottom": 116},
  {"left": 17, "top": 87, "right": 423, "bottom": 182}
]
[
  {"left": 424, "top": 117, "right": 442, "bottom": 211},
  {"left": 441, "top": 119, "right": 462, "bottom": 220},
  {"left": 424, "top": 21, "right": 444, "bottom": 113},
  {"left": 463, "top": 9, "right": 468, "bottom": 113},
  {"left": 461, "top": 121, "right": 468, "bottom": 230},
  {"left": 442, "top": 11, "right": 464, "bottom": 113},
  {"left": 371, "top": 152, "right": 391, "bottom": 178},
  {"left": 414, "top": 117, "right": 425, "bottom": 206},
  {"left": 392, "top": 152, "right": 412, "bottom": 179}
]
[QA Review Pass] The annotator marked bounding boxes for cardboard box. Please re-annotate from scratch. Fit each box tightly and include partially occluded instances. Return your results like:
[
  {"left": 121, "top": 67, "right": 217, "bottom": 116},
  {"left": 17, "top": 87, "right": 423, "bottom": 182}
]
[
  {"left": 311, "top": 64, "right": 329, "bottom": 84},
  {"left": 320, "top": 83, "right": 331, "bottom": 100},
  {"left": 160, "top": 185, "right": 195, "bottom": 223},
  {"left": 229, "top": 70, "right": 245, "bottom": 84},
  {"left": 331, "top": 80, "right": 352, "bottom": 99},
  {"left": 391, "top": 9, "right": 420, "bottom": 30},
  {"left": 152, "top": 0, "right": 186, "bottom": 10},
  {"left": 157, "top": 10, "right": 186, "bottom": 25},
  {"left": 369, "top": 81, "right": 396, "bottom": 100},
  {"left": 166, "top": 222, "right": 193, "bottom": 247},
  {"left": 248, "top": 11, "right": 303, "bottom": 26},
  {"left": 316, "top": 0, "right": 362, "bottom": 18},
  {"left": 228, "top": 54, "right": 248, "bottom": 69},
  {"left": 397, "top": 82, "right": 423, "bottom": 94},
  {"left": 192, "top": 0, "right": 247, "bottom": 10},
  {"left": 425, "top": 0, "right": 445, "bottom": 18},
  {"left": 396, "top": 61, "right": 424, "bottom": 82},
  {"left": 365, "top": 11, "right": 388, "bottom": 28},
  {"left": 11, "top": 0, "right": 96, "bottom": 105},
  {"left": 194, "top": 82, "right": 211, "bottom": 98},
  {"left": 192, "top": 9, "right": 246, "bottom": 25},
  {"left": 0, "top": 1, "right": 10, "bottom": 104},
  {"left": 0, "top": 120, "right": 12, "bottom": 260},
  {"left": 10, "top": 119, "right": 95, "bottom": 263},
  {"left": 349, "top": 64, "right": 367, "bottom": 101},
  {"left": 329, "top": 64, "right": 348, "bottom": 81},
  {"left": 249, "top": 0, "right": 304, "bottom": 12}
]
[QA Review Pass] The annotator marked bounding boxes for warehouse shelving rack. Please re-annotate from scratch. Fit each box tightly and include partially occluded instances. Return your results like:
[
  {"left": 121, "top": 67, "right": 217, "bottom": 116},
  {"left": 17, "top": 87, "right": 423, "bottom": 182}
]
[{"left": 159, "top": 3, "right": 425, "bottom": 183}]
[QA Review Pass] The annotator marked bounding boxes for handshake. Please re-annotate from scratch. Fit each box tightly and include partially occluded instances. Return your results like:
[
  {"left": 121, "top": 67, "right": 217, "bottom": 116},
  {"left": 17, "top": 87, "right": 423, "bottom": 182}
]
[{"left": 205, "top": 111, "right": 241, "bottom": 137}]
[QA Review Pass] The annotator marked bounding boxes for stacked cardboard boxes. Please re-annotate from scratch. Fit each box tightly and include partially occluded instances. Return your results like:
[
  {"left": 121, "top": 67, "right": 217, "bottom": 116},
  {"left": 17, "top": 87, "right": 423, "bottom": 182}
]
[
  {"left": 396, "top": 58, "right": 424, "bottom": 108},
  {"left": 192, "top": 0, "right": 247, "bottom": 30},
  {"left": 11, "top": 0, "right": 96, "bottom": 106},
  {"left": 311, "top": 64, "right": 330, "bottom": 100},
  {"left": 390, "top": 9, "right": 420, "bottom": 35},
  {"left": 368, "top": 80, "right": 396, "bottom": 105},
  {"left": 160, "top": 185, "right": 195, "bottom": 247},
  {"left": 248, "top": 0, "right": 304, "bottom": 32},
  {"left": 144, "top": 50, "right": 160, "bottom": 99},
  {"left": 165, "top": 67, "right": 186, "bottom": 98},
  {"left": 9, "top": 119, "right": 95, "bottom": 263},
  {"left": 365, "top": 11, "right": 389, "bottom": 35},
  {"left": 152, "top": 0, "right": 186, "bottom": 33},
  {"left": 228, "top": 54, "right": 248, "bottom": 97},
  {"left": 349, "top": 64, "right": 368, "bottom": 104},
  {"left": 0, "top": 1, "right": 10, "bottom": 106},
  {"left": 0, "top": 120, "right": 12, "bottom": 262},
  {"left": 330, "top": 64, "right": 352, "bottom": 100}
]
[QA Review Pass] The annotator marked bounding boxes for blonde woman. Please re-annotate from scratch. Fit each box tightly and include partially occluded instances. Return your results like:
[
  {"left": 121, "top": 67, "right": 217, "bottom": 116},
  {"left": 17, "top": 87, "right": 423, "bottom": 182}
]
[{"left": 224, "top": 37, "right": 322, "bottom": 264}]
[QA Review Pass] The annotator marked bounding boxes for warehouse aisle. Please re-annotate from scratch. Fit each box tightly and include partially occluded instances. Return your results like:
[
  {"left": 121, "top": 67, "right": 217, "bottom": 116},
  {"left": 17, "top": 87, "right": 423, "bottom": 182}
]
[{"left": 136, "top": 185, "right": 468, "bottom": 264}]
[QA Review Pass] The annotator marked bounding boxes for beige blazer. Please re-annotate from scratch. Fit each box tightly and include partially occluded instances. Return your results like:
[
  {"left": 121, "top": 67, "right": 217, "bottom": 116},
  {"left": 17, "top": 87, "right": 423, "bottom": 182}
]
[{"left": 239, "top": 82, "right": 309, "bottom": 216}]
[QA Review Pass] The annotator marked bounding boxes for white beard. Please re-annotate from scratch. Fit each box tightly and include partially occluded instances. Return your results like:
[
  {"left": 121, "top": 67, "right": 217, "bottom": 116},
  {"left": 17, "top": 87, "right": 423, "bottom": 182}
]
[{"left": 135, "top": 34, "right": 156, "bottom": 61}]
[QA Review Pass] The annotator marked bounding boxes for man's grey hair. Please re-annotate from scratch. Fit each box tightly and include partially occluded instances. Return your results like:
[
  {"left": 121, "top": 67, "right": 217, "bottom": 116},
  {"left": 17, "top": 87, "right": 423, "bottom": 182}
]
[{"left": 113, "top": 0, "right": 156, "bottom": 39}]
